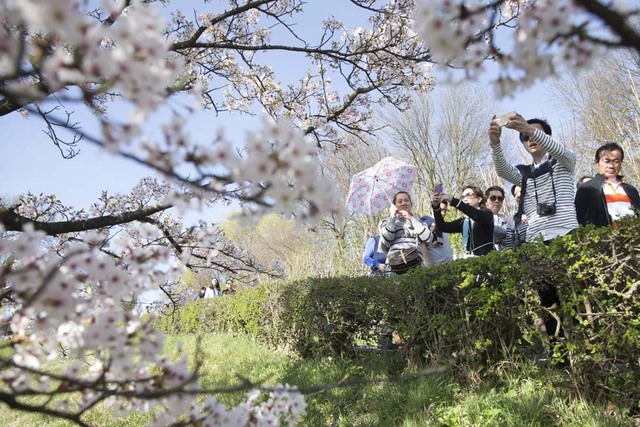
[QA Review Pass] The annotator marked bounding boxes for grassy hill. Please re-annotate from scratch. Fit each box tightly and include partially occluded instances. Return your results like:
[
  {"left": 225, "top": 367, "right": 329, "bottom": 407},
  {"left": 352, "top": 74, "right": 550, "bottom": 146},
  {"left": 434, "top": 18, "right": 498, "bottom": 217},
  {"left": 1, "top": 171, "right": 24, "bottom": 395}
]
[{"left": 1, "top": 332, "right": 631, "bottom": 426}]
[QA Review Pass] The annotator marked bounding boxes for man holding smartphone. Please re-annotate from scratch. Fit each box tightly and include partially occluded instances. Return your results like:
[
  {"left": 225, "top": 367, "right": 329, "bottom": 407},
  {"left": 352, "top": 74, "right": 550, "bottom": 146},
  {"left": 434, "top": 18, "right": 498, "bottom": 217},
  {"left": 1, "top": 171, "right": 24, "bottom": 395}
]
[
  {"left": 488, "top": 114, "right": 578, "bottom": 243},
  {"left": 488, "top": 114, "right": 578, "bottom": 367}
]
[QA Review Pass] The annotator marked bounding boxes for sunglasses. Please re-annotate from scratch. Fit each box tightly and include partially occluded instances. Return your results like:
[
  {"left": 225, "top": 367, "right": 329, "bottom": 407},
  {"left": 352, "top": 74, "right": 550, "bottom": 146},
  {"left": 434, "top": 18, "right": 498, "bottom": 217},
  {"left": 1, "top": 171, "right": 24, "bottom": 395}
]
[
  {"left": 461, "top": 192, "right": 475, "bottom": 198},
  {"left": 489, "top": 195, "right": 504, "bottom": 202},
  {"left": 519, "top": 134, "right": 531, "bottom": 143}
]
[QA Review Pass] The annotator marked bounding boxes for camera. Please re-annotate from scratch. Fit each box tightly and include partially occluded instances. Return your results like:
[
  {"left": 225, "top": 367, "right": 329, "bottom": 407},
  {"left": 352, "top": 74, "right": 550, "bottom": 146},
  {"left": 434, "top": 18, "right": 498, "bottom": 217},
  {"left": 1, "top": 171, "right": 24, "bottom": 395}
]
[{"left": 537, "top": 202, "right": 556, "bottom": 216}]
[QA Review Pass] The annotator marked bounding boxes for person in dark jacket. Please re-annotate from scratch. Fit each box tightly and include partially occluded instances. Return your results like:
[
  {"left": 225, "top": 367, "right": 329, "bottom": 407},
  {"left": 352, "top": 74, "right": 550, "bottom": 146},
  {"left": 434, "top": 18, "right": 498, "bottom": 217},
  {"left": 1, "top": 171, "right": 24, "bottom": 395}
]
[
  {"left": 575, "top": 142, "right": 640, "bottom": 226},
  {"left": 192, "top": 286, "right": 207, "bottom": 301},
  {"left": 431, "top": 185, "right": 495, "bottom": 257}
]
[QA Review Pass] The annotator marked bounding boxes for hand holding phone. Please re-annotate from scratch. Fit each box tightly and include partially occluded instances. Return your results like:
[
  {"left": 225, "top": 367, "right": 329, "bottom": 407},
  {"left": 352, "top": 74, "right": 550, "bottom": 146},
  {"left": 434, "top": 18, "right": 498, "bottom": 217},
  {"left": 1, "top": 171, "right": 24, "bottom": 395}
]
[{"left": 493, "top": 111, "right": 517, "bottom": 127}]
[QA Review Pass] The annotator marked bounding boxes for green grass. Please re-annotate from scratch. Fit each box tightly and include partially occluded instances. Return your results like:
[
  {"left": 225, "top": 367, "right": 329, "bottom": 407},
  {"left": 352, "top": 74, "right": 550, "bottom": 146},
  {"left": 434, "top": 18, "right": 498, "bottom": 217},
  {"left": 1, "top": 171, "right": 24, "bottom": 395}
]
[{"left": 0, "top": 333, "right": 635, "bottom": 426}]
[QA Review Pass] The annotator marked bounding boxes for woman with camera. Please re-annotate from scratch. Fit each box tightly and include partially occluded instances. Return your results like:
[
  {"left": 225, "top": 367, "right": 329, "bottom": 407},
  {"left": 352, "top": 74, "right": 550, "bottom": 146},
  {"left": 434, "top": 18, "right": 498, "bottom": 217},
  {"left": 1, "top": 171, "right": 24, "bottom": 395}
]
[
  {"left": 379, "top": 191, "right": 432, "bottom": 274},
  {"left": 431, "top": 185, "right": 495, "bottom": 257}
]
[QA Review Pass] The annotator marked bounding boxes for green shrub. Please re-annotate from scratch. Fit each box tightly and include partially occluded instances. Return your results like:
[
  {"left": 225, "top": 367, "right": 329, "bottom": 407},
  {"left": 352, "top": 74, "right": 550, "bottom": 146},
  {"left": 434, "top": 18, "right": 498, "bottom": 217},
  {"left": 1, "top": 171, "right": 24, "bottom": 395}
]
[{"left": 156, "top": 217, "right": 640, "bottom": 405}]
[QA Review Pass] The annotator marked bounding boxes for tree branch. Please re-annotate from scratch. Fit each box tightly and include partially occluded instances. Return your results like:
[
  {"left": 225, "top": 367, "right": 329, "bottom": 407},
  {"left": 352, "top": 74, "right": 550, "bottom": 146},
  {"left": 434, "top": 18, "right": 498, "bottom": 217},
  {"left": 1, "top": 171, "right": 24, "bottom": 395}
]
[
  {"left": 0, "top": 204, "right": 171, "bottom": 236},
  {"left": 577, "top": 0, "right": 640, "bottom": 51},
  {"left": 0, "top": 390, "right": 90, "bottom": 427},
  {"left": 171, "top": 0, "right": 276, "bottom": 50}
]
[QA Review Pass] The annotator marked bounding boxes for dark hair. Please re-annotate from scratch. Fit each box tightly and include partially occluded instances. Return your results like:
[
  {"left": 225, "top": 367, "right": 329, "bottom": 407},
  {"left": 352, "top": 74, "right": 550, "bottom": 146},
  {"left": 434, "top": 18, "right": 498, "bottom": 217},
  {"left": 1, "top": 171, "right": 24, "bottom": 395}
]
[
  {"left": 595, "top": 142, "right": 624, "bottom": 162},
  {"left": 462, "top": 185, "right": 486, "bottom": 205},
  {"left": 484, "top": 185, "right": 505, "bottom": 198},
  {"left": 527, "top": 118, "right": 552, "bottom": 136},
  {"left": 519, "top": 118, "right": 551, "bottom": 142},
  {"left": 392, "top": 191, "right": 411, "bottom": 204},
  {"left": 510, "top": 185, "right": 520, "bottom": 197}
]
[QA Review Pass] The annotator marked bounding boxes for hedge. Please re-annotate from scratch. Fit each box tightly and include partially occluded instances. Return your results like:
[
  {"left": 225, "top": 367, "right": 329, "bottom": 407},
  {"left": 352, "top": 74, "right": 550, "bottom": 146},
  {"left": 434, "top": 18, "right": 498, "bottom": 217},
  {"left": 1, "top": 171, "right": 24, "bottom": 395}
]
[{"left": 155, "top": 217, "right": 640, "bottom": 404}]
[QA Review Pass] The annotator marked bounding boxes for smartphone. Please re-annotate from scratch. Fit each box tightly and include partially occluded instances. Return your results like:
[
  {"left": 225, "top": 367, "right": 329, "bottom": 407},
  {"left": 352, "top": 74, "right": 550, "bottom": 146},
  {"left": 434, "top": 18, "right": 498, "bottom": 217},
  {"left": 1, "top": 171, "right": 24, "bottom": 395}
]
[
  {"left": 493, "top": 111, "right": 517, "bottom": 127},
  {"left": 434, "top": 183, "right": 443, "bottom": 194}
]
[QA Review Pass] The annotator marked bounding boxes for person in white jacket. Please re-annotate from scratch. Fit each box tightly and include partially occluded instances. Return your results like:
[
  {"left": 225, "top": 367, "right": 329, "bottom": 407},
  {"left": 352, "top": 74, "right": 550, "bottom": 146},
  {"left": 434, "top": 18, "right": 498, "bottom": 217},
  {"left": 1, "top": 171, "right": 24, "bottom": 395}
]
[{"left": 204, "top": 278, "right": 223, "bottom": 298}]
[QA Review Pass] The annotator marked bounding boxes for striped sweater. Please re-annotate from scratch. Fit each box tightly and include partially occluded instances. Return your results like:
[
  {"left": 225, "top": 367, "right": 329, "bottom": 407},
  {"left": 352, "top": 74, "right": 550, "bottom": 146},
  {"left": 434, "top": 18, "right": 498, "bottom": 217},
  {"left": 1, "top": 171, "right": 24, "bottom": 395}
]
[
  {"left": 379, "top": 214, "right": 431, "bottom": 255},
  {"left": 491, "top": 128, "right": 578, "bottom": 242}
]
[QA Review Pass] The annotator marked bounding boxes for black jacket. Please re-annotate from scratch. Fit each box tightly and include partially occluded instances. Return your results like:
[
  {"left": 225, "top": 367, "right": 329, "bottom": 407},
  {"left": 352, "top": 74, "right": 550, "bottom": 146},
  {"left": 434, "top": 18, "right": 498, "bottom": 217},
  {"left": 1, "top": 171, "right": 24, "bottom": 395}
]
[
  {"left": 434, "top": 199, "right": 494, "bottom": 256},
  {"left": 575, "top": 173, "right": 640, "bottom": 226}
]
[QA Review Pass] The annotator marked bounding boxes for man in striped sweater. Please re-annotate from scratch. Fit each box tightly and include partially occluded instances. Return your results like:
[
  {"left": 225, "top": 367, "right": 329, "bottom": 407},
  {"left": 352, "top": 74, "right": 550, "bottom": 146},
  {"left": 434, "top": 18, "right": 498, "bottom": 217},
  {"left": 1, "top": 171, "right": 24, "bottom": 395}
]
[
  {"left": 488, "top": 115, "right": 578, "bottom": 243},
  {"left": 574, "top": 142, "right": 640, "bottom": 227},
  {"left": 488, "top": 114, "right": 578, "bottom": 367}
]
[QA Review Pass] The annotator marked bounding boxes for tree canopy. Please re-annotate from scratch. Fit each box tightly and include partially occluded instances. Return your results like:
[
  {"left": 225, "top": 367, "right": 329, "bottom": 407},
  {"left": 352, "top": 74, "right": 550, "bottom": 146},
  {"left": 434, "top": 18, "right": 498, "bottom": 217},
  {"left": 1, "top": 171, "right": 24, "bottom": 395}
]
[{"left": 2, "top": 0, "right": 640, "bottom": 425}]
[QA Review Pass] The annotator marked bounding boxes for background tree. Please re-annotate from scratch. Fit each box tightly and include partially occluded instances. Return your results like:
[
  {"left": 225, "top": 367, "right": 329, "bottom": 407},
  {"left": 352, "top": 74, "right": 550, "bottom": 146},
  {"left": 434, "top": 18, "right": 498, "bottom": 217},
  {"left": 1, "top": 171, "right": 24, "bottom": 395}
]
[
  {"left": 222, "top": 214, "right": 322, "bottom": 281},
  {"left": 318, "top": 136, "right": 392, "bottom": 276},
  {"left": 381, "top": 84, "right": 498, "bottom": 213},
  {"left": 551, "top": 50, "right": 640, "bottom": 183}
]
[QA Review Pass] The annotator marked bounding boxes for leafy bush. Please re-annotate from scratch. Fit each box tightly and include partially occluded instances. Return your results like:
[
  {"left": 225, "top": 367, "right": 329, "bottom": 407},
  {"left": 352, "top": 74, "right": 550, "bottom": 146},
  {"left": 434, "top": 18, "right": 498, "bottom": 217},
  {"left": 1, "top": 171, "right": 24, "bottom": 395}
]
[{"left": 156, "top": 217, "right": 640, "bottom": 405}]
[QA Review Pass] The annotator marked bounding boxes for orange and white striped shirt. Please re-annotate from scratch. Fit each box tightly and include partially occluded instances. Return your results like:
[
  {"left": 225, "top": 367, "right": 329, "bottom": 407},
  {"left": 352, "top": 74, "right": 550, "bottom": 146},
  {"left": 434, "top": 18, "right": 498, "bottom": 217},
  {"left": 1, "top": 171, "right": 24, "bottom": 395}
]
[{"left": 604, "top": 179, "right": 634, "bottom": 221}]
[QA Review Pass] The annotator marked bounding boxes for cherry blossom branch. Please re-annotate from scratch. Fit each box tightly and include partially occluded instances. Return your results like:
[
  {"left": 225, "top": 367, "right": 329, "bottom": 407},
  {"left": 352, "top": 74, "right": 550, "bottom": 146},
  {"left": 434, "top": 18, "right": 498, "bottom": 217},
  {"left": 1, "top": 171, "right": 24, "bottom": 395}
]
[
  {"left": 171, "top": 0, "right": 276, "bottom": 50},
  {"left": 0, "top": 204, "right": 171, "bottom": 236},
  {"left": 577, "top": 0, "right": 640, "bottom": 50}
]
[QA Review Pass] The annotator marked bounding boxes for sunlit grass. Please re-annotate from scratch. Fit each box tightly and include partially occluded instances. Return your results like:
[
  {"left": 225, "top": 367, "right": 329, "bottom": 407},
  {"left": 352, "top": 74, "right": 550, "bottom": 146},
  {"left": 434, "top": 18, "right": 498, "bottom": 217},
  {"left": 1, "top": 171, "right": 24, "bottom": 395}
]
[{"left": 0, "top": 333, "right": 634, "bottom": 426}]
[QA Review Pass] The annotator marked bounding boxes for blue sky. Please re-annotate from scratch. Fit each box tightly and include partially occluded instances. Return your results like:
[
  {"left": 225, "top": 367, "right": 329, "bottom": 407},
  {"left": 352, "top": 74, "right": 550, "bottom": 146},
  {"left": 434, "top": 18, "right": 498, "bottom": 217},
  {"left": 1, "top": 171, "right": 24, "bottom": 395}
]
[{"left": 0, "top": 1, "right": 564, "bottom": 225}]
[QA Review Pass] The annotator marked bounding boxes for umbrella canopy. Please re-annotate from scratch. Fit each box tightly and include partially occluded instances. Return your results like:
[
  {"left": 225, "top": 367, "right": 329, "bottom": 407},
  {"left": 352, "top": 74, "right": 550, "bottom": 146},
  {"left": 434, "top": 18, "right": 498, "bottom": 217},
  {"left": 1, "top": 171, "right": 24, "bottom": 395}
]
[{"left": 346, "top": 157, "right": 418, "bottom": 216}]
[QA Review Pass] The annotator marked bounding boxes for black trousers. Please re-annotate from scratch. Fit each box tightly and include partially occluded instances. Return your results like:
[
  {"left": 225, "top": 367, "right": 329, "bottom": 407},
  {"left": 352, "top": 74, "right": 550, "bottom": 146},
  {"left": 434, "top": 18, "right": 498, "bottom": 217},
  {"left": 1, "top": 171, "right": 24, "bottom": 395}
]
[{"left": 540, "top": 237, "right": 566, "bottom": 339}]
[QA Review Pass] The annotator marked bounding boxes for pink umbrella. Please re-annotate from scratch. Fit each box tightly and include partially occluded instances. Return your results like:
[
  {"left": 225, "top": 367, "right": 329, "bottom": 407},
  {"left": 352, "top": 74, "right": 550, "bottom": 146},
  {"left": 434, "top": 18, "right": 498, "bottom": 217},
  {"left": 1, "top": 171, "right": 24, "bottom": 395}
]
[{"left": 346, "top": 157, "right": 418, "bottom": 216}]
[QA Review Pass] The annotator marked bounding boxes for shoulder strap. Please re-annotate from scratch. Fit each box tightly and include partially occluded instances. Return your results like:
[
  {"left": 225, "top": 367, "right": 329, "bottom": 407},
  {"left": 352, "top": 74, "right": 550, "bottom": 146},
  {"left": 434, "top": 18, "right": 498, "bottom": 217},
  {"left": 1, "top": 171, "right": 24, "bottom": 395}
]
[
  {"left": 515, "top": 158, "right": 558, "bottom": 225},
  {"left": 514, "top": 165, "right": 529, "bottom": 226}
]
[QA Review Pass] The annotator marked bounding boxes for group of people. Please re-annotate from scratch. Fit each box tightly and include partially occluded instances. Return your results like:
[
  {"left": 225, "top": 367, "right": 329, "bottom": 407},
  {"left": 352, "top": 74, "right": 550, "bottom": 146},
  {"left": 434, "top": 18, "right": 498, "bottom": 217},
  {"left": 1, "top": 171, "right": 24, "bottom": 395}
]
[
  {"left": 362, "top": 112, "right": 640, "bottom": 362},
  {"left": 364, "top": 113, "right": 640, "bottom": 277}
]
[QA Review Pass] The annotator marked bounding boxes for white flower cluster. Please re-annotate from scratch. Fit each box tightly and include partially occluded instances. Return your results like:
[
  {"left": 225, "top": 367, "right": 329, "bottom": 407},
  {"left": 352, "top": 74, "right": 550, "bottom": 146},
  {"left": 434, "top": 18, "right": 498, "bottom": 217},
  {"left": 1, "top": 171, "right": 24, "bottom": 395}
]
[
  {"left": 335, "top": 0, "right": 435, "bottom": 101},
  {"left": 17, "top": 193, "right": 87, "bottom": 223},
  {"left": 0, "top": 0, "right": 183, "bottom": 117},
  {"left": 413, "top": 0, "right": 607, "bottom": 95},
  {"left": 413, "top": 0, "right": 490, "bottom": 62},
  {"left": 0, "top": 223, "right": 306, "bottom": 424},
  {"left": 178, "top": 385, "right": 306, "bottom": 427},
  {"left": 516, "top": 1, "right": 602, "bottom": 76},
  {"left": 2, "top": 225, "right": 169, "bottom": 398},
  {"left": 112, "top": 112, "right": 338, "bottom": 225},
  {"left": 226, "top": 117, "right": 338, "bottom": 225}
]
